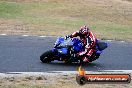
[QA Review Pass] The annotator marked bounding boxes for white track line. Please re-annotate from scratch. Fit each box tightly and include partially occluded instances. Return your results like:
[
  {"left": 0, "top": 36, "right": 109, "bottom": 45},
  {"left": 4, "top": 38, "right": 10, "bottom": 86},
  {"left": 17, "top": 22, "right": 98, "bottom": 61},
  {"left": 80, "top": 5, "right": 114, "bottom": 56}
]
[
  {"left": 1, "top": 70, "right": 132, "bottom": 74},
  {"left": 39, "top": 36, "right": 46, "bottom": 37},
  {"left": 51, "top": 70, "right": 132, "bottom": 73},
  {"left": 0, "top": 34, "right": 7, "bottom": 36},
  {"left": 0, "top": 70, "right": 131, "bottom": 77},
  {"left": 22, "top": 35, "right": 29, "bottom": 37},
  {"left": 120, "top": 41, "right": 125, "bottom": 43},
  {"left": 106, "top": 40, "right": 113, "bottom": 42}
]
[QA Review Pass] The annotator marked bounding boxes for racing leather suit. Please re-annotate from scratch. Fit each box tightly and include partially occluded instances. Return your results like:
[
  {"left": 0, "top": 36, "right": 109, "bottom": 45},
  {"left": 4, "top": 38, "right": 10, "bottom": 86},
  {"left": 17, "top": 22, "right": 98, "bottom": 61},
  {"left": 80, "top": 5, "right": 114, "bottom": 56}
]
[{"left": 70, "top": 31, "right": 97, "bottom": 62}]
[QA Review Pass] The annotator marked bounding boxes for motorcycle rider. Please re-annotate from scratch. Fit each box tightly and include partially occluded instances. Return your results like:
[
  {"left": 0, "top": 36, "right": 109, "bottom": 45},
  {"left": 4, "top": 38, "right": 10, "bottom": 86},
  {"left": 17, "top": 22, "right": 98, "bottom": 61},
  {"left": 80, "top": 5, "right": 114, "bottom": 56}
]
[{"left": 67, "top": 25, "right": 97, "bottom": 63}]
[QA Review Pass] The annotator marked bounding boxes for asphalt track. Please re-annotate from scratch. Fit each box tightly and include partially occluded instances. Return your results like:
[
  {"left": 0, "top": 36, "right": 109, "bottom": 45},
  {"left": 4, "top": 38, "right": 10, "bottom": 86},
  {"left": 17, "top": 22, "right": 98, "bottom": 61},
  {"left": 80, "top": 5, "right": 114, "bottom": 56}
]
[{"left": 0, "top": 35, "right": 132, "bottom": 73}]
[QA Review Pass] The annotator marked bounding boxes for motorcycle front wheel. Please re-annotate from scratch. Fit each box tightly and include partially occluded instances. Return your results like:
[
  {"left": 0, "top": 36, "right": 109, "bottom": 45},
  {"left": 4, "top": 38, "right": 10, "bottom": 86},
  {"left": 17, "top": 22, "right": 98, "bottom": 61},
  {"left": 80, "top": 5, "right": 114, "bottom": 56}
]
[{"left": 40, "top": 50, "right": 54, "bottom": 63}]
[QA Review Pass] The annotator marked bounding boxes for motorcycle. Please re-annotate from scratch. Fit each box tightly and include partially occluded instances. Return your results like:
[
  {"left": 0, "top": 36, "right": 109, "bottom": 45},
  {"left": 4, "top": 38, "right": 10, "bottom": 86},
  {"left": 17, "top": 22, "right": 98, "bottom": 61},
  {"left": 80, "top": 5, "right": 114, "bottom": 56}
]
[{"left": 40, "top": 37, "right": 108, "bottom": 64}]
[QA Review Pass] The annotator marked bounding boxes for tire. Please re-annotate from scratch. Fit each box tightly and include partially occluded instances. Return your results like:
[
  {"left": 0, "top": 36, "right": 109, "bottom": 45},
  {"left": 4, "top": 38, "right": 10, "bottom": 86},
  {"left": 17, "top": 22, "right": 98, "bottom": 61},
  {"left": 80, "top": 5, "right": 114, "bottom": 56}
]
[
  {"left": 40, "top": 50, "right": 54, "bottom": 63},
  {"left": 89, "top": 53, "right": 100, "bottom": 62},
  {"left": 76, "top": 75, "right": 87, "bottom": 85},
  {"left": 64, "top": 59, "right": 72, "bottom": 64}
]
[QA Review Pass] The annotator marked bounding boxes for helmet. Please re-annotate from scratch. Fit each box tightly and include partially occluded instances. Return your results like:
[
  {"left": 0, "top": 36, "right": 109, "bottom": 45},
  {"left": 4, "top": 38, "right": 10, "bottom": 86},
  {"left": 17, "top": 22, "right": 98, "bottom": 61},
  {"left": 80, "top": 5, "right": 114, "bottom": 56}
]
[{"left": 79, "top": 25, "right": 89, "bottom": 35}]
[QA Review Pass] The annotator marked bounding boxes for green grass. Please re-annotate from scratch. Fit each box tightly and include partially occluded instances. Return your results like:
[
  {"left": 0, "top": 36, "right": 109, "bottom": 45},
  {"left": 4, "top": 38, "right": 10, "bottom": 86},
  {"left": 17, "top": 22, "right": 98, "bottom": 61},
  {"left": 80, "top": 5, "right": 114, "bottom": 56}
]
[
  {"left": 0, "top": 2, "right": 22, "bottom": 18},
  {"left": 0, "top": 0, "right": 132, "bottom": 41}
]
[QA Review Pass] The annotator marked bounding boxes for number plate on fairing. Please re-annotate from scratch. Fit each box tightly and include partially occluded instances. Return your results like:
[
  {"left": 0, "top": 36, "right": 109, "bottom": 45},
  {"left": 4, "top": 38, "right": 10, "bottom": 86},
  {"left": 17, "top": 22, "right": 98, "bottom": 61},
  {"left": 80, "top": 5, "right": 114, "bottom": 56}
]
[{"left": 58, "top": 48, "right": 68, "bottom": 54}]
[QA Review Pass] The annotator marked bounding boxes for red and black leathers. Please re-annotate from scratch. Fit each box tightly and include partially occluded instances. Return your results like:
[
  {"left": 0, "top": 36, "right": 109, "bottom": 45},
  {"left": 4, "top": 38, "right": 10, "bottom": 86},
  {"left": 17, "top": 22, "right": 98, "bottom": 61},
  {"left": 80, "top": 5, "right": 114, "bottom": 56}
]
[{"left": 70, "top": 31, "right": 97, "bottom": 62}]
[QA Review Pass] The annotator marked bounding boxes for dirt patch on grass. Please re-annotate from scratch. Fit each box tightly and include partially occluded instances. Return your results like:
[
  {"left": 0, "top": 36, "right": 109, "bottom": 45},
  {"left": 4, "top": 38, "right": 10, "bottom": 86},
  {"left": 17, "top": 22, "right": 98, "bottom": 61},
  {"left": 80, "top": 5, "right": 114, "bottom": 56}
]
[{"left": 122, "top": 0, "right": 132, "bottom": 2}]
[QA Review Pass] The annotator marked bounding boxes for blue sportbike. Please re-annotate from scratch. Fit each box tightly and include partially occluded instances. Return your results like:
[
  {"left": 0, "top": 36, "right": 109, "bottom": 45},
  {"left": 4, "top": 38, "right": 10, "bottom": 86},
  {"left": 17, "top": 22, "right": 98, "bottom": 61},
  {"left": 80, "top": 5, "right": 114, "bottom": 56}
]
[{"left": 40, "top": 37, "right": 108, "bottom": 64}]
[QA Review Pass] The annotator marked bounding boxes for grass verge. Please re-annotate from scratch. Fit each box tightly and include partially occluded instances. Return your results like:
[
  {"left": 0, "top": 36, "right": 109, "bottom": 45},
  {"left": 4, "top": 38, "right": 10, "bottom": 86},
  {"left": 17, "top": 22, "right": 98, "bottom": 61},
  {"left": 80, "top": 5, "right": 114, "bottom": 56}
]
[
  {"left": 0, "top": 0, "right": 132, "bottom": 41},
  {"left": 0, "top": 73, "right": 131, "bottom": 88}
]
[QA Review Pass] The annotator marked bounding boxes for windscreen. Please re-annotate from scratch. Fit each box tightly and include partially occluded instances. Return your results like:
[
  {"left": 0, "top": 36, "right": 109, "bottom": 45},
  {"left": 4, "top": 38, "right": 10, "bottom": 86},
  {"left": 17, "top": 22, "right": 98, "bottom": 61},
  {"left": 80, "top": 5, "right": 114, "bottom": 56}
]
[{"left": 59, "top": 38, "right": 73, "bottom": 47}]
